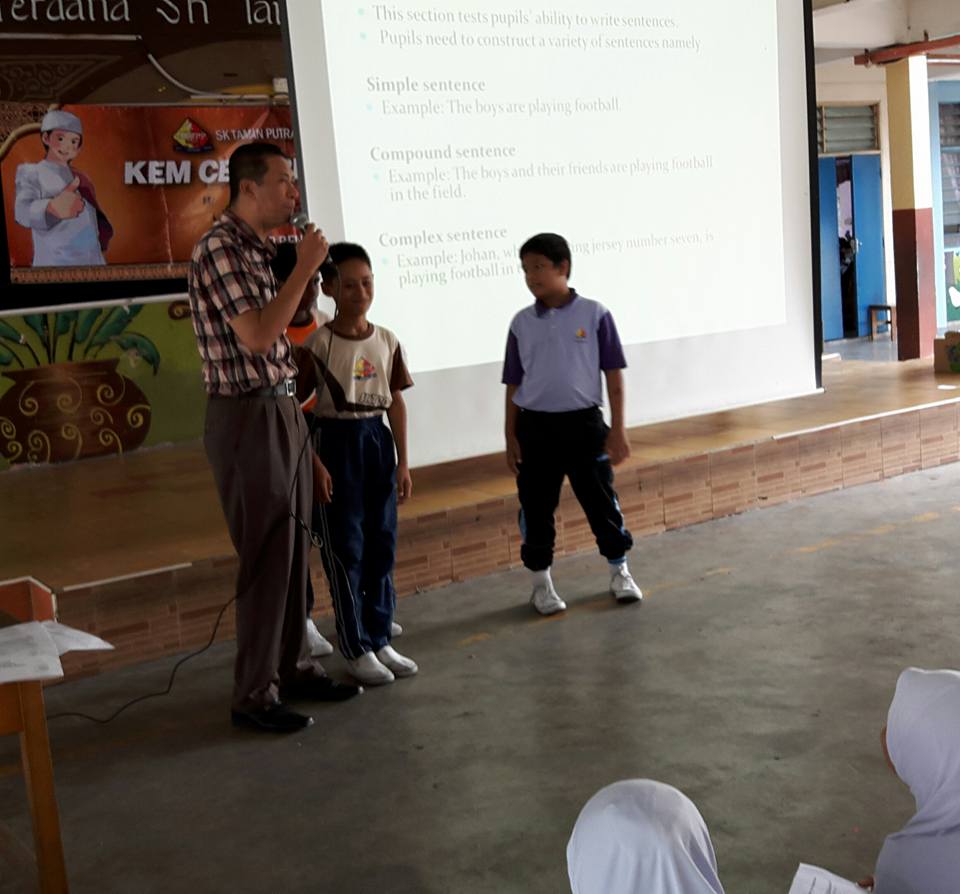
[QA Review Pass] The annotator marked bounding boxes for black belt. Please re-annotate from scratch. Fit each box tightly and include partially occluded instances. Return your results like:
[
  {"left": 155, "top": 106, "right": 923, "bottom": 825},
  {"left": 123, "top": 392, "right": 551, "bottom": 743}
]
[{"left": 213, "top": 380, "right": 296, "bottom": 399}]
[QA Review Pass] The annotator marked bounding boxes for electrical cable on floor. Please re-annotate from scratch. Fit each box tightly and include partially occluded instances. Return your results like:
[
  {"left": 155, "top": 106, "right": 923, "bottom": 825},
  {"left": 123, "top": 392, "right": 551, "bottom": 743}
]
[
  {"left": 47, "top": 268, "right": 348, "bottom": 726},
  {"left": 46, "top": 596, "right": 235, "bottom": 725}
]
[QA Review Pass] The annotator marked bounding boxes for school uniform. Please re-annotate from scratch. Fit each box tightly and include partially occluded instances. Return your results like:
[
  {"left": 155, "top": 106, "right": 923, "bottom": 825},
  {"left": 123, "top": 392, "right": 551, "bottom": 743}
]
[
  {"left": 302, "top": 323, "right": 412, "bottom": 660},
  {"left": 502, "top": 289, "right": 633, "bottom": 571},
  {"left": 288, "top": 309, "right": 333, "bottom": 416},
  {"left": 567, "top": 780, "right": 725, "bottom": 894},
  {"left": 287, "top": 310, "right": 332, "bottom": 349},
  {"left": 874, "top": 668, "right": 960, "bottom": 894}
]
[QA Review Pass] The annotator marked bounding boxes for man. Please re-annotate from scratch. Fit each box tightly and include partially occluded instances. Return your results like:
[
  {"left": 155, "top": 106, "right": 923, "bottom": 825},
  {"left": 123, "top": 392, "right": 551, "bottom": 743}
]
[{"left": 188, "top": 142, "right": 360, "bottom": 733}]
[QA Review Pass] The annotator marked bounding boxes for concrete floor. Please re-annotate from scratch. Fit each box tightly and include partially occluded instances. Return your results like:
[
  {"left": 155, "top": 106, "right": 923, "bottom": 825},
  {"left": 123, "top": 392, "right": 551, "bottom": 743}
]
[
  {"left": 3, "top": 464, "right": 960, "bottom": 894},
  {"left": 827, "top": 325, "right": 959, "bottom": 364},
  {"left": 827, "top": 334, "right": 898, "bottom": 362}
]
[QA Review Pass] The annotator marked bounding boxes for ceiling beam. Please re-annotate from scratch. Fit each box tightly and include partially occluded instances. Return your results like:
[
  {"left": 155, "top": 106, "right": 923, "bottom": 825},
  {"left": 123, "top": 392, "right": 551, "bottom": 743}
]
[{"left": 855, "top": 32, "right": 960, "bottom": 65}]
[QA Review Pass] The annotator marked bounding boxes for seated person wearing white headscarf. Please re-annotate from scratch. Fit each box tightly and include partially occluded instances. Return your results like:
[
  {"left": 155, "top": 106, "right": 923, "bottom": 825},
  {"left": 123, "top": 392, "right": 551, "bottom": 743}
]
[
  {"left": 567, "top": 779, "right": 725, "bottom": 894},
  {"left": 867, "top": 668, "right": 960, "bottom": 894}
]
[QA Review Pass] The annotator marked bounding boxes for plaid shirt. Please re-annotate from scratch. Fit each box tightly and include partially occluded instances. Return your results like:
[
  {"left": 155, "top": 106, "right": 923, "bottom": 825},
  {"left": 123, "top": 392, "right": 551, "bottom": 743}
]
[{"left": 188, "top": 210, "right": 297, "bottom": 396}]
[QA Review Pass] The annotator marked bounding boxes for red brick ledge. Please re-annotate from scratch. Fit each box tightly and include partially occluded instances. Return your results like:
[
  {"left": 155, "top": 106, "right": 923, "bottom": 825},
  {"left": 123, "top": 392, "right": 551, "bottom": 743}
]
[{"left": 48, "top": 399, "right": 960, "bottom": 681}]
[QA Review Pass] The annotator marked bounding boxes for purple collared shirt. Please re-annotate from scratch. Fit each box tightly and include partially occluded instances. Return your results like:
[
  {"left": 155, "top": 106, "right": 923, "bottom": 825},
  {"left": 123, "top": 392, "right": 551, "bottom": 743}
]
[{"left": 502, "top": 290, "right": 627, "bottom": 412}]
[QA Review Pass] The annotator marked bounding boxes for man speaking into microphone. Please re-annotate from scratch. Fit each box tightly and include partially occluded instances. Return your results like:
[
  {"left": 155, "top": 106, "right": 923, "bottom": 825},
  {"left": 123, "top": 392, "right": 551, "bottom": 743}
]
[{"left": 188, "top": 142, "right": 360, "bottom": 733}]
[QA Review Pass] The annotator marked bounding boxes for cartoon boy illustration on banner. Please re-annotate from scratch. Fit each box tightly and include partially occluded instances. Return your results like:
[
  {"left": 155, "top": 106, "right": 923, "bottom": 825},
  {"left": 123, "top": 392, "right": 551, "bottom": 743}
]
[{"left": 14, "top": 110, "right": 114, "bottom": 267}]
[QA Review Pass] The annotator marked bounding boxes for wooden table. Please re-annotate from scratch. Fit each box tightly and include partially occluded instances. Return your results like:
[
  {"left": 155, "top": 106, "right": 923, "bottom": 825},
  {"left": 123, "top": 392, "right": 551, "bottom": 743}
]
[{"left": 0, "top": 586, "right": 69, "bottom": 893}]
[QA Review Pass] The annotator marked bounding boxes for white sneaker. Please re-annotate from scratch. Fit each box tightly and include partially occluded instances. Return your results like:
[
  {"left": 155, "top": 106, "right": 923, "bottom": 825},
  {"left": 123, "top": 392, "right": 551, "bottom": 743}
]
[
  {"left": 376, "top": 644, "right": 418, "bottom": 678},
  {"left": 347, "top": 651, "right": 395, "bottom": 686},
  {"left": 530, "top": 582, "right": 567, "bottom": 615},
  {"left": 610, "top": 567, "right": 643, "bottom": 604},
  {"left": 390, "top": 621, "right": 403, "bottom": 637},
  {"left": 305, "top": 617, "right": 334, "bottom": 657}
]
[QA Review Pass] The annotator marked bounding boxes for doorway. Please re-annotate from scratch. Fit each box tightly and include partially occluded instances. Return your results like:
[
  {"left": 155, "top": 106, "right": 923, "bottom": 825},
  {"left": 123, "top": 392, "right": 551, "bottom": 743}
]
[{"left": 819, "top": 154, "right": 887, "bottom": 342}]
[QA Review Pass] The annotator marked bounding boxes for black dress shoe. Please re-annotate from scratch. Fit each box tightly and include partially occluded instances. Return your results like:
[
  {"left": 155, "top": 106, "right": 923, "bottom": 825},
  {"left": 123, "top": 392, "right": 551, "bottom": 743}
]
[
  {"left": 230, "top": 703, "right": 314, "bottom": 733},
  {"left": 280, "top": 676, "right": 363, "bottom": 702}
]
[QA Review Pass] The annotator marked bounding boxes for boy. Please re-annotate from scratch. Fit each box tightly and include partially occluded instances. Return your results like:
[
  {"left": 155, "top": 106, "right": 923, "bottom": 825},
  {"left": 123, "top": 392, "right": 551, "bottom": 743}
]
[
  {"left": 299, "top": 243, "right": 417, "bottom": 686},
  {"left": 14, "top": 109, "right": 113, "bottom": 267},
  {"left": 502, "top": 232, "right": 642, "bottom": 615},
  {"left": 274, "top": 243, "right": 407, "bottom": 657},
  {"left": 271, "top": 241, "right": 331, "bottom": 352}
]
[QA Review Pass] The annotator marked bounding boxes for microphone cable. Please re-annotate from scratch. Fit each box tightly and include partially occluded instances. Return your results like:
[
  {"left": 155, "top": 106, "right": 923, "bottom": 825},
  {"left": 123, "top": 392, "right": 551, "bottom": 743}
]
[{"left": 48, "top": 258, "right": 347, "bottom": 727}]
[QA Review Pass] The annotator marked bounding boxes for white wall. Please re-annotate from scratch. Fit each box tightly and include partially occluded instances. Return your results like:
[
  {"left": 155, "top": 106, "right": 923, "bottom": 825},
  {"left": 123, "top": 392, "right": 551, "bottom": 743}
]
[
  {"left": 812, "top": 0, "right": 960, "bottom": 49},
  {"left": 905, "top": 0, "right": 960, "bottom": 41},
  {"left": 814, "top": 0, "right": 908, "bottom": 49},
  {"left": 815, "top": 58, "right": 898, "bottom": 308}
]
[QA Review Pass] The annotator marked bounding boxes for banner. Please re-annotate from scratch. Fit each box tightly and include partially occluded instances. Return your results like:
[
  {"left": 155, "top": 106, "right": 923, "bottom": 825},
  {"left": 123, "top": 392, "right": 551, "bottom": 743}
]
[
  {"left": 0, "top": 1, "right": 282, "bottom": 32},
  {"left": 1, "top": 104, "right": 297, "bottom": 292}
]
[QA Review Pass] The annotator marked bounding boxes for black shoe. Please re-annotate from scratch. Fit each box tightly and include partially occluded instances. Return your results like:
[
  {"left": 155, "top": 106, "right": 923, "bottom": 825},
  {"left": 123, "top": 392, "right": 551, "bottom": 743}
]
[
  {"left": 230, "top": 703, "right": 314, "bottom": 733},
  {"left": 280, "top": 676, "right": 363, "bottom": 703}
]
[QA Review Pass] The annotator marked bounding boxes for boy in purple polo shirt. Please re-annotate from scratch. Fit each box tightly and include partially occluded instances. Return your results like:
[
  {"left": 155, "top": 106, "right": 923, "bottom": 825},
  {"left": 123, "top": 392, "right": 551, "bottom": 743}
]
[{"left": 502, "top": 232, "right": 642, "bottom": 615}]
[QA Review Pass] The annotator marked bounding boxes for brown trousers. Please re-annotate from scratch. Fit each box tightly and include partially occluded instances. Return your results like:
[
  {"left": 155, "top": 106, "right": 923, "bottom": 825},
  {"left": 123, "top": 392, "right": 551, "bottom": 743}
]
[{"left": 204, "top": 394, "right": 323, "bottom": 712}]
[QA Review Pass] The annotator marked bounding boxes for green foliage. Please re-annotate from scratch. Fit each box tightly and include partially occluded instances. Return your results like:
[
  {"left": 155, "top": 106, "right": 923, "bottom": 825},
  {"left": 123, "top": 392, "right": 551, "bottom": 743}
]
[
  {"left": 0, "top": 319, "right": 23, "bottom": 343},
  {"left": 74, "top": 308, "right": 102, "bottom": 344},
  {"left": 22, "top": 314, "right": 46, "bottom": 343},
  {"left": 0, "top": 305, "right": 160, "bottom": 372},
  {"left": 86, "top": 305, "right": 144, "bottom": 355},
  {"left": 88, "top": 308, "right": 131, "bottom": 348},
  {"left": 112, "top": 332, "right": 161, "bottom": 374},
  {"left": 55, "top": 311, "right": 78, "bottom": 336},
  {"left": 22, "top": 313, "right": 53, "bottom": 362}
]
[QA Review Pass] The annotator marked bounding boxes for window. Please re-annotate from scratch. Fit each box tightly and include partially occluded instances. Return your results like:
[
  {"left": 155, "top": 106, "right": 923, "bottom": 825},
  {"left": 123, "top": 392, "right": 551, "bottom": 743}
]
[
  {"left": 817, "top": 105, "right": 880, "bottom": 154},
  {"left": 940, "top": 102, "right": 960, "bottom": 251}
]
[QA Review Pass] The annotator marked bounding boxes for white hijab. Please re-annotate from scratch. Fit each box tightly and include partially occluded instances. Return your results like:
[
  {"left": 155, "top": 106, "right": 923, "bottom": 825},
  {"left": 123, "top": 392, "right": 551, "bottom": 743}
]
[
  {"left": 874, "top": 668, "right": 960, "bottom": 894},
  {"left": 567, "top": 780, "right": 725, "bottom": 894}
]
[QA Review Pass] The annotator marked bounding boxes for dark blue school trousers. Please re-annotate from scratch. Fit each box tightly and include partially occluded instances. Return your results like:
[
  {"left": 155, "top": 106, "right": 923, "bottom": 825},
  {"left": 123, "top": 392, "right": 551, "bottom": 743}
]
[{"left": 311, "top": 415, "right": 397, "bottom": 660}]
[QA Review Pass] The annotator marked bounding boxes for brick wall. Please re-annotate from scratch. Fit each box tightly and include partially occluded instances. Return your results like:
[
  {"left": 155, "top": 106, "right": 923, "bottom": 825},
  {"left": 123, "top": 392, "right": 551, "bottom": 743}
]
[{"left": 56, "top": 401, "right": 960, "bottom": 680}]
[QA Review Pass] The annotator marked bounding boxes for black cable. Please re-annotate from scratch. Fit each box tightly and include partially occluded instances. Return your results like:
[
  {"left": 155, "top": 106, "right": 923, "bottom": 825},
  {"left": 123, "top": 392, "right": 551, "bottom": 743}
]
[
  {"left": 47, "top": 268, "right": 343, "bottom": 726},
  {"left": 298, "top": 283, "right": 355, "bottom": 624},
  {"left": 282, "top": 271, "right": 369, "bottom": 643},
  {"left": 288, "top": 281, "right": 339, "bottom": 548},
  {"left": 46, "top": 596, "right": 235, "bottom": 725}
]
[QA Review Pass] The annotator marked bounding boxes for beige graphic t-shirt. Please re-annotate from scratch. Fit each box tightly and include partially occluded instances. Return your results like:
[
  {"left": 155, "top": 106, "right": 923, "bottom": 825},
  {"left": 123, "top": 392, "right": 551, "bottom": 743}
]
[{"left": 302, "top": 323, "right": 413, "bottom": 419}]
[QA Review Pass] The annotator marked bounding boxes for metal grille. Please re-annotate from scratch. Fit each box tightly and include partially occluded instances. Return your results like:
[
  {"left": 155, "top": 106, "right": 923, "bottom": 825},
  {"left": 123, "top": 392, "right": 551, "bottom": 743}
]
[{"left": 817, "top": 105, "right": 879, "bottom": 154}]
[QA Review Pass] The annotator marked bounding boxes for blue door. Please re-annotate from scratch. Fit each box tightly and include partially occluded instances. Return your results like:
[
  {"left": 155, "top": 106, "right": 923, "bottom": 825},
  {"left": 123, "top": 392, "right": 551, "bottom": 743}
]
[
  {"left": 819, "top": 157, "right": 844, "bottom": 341},
  {"left": 852, "top": 154, "right": 886, "bottom": 335}
]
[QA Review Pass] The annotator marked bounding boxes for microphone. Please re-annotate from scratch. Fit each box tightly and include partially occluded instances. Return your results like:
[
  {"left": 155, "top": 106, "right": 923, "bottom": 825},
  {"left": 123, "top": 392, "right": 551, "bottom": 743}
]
[{"left": 290, "top": 211, "right": 331, "bottom": 268}]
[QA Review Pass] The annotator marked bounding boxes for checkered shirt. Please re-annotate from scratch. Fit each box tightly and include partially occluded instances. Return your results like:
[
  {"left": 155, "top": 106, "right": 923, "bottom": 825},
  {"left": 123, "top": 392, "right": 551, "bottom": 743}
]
[{"left": 188, "top": 210, "right": 297, "bottom": 396}]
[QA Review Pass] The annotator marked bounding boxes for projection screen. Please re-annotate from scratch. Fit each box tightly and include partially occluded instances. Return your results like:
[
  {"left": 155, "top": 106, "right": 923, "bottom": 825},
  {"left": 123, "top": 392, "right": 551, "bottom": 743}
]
[{"left": 284, "top": 0, "right": 818, "bottom": 466}]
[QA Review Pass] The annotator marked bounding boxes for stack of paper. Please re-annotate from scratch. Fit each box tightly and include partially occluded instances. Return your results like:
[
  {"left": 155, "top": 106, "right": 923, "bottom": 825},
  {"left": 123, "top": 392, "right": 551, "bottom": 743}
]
[
  {"left": 789, "top": 864, "right": 867, "bottom": 894},
  {"left": 0, "top": 622, "right": 113, "bottom": 685}
]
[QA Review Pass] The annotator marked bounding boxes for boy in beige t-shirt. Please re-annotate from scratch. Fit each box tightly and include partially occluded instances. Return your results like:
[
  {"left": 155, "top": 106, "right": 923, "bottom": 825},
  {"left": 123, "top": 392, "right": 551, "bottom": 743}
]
[{"left": 299, "top": 243, "right": 416, "bottom": 686}]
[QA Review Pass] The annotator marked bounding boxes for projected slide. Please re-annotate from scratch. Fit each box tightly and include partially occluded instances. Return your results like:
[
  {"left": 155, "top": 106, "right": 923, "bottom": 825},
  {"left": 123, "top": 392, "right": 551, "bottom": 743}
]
[{"left": 288, "top": 1, "right": 787, "bottom": 374}]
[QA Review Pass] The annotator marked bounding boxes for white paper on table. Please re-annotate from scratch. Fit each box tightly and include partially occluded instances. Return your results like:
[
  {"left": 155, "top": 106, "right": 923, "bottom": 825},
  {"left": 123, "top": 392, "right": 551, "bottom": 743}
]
[
  {"left": 789, "top": 864, "right": 866, "bottom": 894},
  {"left": 0, "top": 622, "right": 64, "bottom": 684},
  {"left": 40, "top": 621, "right": 114, "bottom": 656}
]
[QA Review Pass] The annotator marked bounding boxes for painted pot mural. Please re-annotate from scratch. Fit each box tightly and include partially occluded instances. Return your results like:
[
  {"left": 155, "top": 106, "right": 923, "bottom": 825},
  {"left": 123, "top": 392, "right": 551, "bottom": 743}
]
[{"left": 0, "top": 306, "right": 158, "bottom": 464}]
